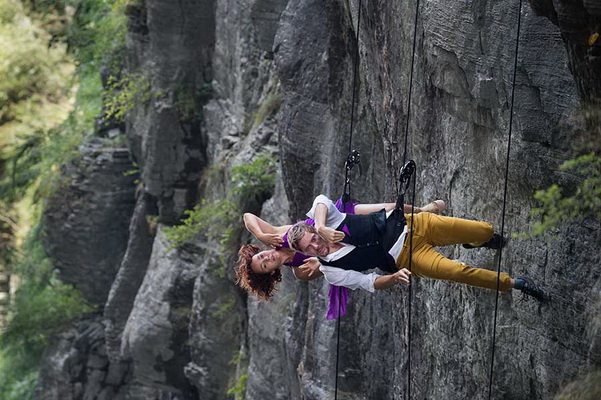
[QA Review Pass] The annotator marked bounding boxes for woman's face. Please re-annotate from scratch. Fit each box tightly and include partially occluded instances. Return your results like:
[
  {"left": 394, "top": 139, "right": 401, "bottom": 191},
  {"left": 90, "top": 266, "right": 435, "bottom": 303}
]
[{"left": 250, "top": 249, "right": 283, "bottom": 274}]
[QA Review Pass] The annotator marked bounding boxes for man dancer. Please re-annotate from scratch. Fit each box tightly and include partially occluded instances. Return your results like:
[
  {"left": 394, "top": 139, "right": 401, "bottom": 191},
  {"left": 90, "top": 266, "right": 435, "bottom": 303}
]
[{"left": 288, "top": 195, "right": 547, "bottom": 300}]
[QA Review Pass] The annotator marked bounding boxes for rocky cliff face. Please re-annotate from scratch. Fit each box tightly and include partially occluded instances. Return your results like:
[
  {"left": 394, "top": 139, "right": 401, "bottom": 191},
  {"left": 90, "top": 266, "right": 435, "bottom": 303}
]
[{"left": 36, "top": 0, "right": 600, "bottom": 399}]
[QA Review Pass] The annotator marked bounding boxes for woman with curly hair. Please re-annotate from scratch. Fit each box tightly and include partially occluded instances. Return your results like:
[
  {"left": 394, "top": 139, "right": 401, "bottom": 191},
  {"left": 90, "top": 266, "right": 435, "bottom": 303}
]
[{"left": 234, "top": 198, "right": 445, "bottom": 312}]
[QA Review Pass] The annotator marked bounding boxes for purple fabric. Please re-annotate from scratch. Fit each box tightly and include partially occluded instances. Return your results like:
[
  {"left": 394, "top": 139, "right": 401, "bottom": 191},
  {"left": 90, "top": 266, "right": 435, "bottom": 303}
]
[
  {"left": 328, "top": 198, "right": 355, "bottom": 319},
  {"left": 327, "top": 284, "right": 350, "bottom": 320},
  {"left": 281, "top": 218, "right": 312, "bottom": 267},
  {"left": 280, "top": 197, "right": 355, "bottom": 319}
]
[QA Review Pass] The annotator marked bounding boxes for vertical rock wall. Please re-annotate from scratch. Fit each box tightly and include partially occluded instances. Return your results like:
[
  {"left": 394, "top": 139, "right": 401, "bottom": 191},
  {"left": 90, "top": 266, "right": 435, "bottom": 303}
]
[{"left": 35, "top": 0, "right": 600, "bottom": 399}]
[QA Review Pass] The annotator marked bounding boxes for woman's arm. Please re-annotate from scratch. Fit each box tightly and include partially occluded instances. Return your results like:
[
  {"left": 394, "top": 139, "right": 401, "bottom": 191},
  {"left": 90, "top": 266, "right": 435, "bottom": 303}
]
[
  {"left": 355, "top": 203, "right": 422, "bottom": 214},
  {"left": 243, "top": 213, "right": 290, "bottom": 247}
]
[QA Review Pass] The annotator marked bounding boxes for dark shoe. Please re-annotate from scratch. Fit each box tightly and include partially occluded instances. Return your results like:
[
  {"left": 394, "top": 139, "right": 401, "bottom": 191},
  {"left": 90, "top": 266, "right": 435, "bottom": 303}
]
[
  {"left": 462, "top": 233, "right": 505, "bottom": 249},
  {"left": 518, "top": 277, "right": 548, "bottom": 302}
]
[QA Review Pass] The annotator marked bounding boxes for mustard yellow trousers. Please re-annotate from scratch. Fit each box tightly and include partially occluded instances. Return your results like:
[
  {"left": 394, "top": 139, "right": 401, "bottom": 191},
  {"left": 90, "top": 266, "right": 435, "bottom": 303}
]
[{"left": 396, "top": 212, "right": 511, "bottom": 292}]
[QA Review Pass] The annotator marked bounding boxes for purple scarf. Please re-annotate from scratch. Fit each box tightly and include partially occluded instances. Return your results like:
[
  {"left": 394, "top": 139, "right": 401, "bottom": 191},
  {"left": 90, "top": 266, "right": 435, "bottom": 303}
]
[
  {"left": 281, "top": 197, "right": 355, "bottom": 319},
  {"left": 327, "top": 284, "right": 350, "bottom": 320}
]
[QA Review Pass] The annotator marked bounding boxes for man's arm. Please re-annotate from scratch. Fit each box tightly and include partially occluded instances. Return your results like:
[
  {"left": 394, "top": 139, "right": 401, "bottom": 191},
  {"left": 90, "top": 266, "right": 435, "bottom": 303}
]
[
  {"left": 321, "top": 266, "right": 378, "bottom": 292},
  {"left": 374, "top": 269, "right": 411, "bottom": 289},
  {"left": 355, "top": 203, "right": 421, "bottom": 214},
  {"left": 321, "top": 265, "right": 411, "bottom": 292}
]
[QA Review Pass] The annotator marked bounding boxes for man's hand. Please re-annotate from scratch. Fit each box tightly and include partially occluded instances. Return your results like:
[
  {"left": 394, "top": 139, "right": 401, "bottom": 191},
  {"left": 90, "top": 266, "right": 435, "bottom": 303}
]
[
  {"left": 298, "top": 257, "right": 321, "bottom": 277},
  {"left": 374, "top": 268, "right": 412, "bottom": 290},
  {"left": 317, "top": 226, "right": 345, "bottom": 243},
  {"left": 259, "top": 233, "right": 284, "bottom": 248},
  {"left": 393, "top": 268, "right": 411, "bottom": 285}
]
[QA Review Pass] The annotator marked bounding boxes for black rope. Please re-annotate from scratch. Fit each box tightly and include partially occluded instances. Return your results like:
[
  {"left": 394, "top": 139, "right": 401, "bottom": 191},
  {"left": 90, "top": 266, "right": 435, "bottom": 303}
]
[
  {"left": 401, "top": 1, "right": 421, "bottom": 399},
  {"left": 487, "top": 0, "right": 523, "bottom": 398},
  {"left": 406, "top": 164, "right": 416, "bottom": 400},
  {"left": 346, "top": 0, "right": 363, "bottom": 158},
  {"left": 335, "top": 1, "right": 363, "bottom": 399},
  {"left": 402, "top": 0, "right": 421, "bottom": 166}
]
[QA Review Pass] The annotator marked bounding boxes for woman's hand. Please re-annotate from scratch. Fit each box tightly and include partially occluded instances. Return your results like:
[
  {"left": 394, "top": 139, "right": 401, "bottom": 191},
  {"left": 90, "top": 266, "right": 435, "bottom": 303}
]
[
  {"left": 298, "top": 257, "right": 321, "bottom": 277},
  {"left": 259, "top": 233, "right": 285, "bottom": 248},
  {"left": 317, "top": 226, "right": 345, "bottom": 243}
]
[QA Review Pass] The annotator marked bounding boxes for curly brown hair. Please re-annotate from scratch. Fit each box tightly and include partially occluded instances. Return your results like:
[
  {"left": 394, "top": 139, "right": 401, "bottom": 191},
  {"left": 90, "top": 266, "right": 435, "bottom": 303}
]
[{"left": 234, "top": 244, "right": 283, "bottom": 301}]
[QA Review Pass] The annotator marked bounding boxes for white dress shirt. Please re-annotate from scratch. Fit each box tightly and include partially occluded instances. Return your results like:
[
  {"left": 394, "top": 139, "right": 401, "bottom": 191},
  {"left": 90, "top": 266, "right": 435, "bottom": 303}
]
[{"left": 307, "top": 195, "right": 408, "bottom": 292}]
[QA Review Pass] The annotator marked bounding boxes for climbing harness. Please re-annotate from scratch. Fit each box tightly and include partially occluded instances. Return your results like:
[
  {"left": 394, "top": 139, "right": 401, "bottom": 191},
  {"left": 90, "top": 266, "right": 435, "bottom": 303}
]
[
  {"left": 488, "top": 0, "right": 524, "bottom": 398},
  {"left": 341, "top": 150, "right": 362, "bottom": 205}
]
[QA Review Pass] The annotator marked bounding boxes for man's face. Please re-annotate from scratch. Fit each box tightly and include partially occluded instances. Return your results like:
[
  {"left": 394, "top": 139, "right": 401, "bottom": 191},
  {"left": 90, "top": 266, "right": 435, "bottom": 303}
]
[
  {"left": 297, "top": 231, "right": 330, "bottom": 257},
  {"left": 250, "top": 249, "right": 283, "bottom": 274}
]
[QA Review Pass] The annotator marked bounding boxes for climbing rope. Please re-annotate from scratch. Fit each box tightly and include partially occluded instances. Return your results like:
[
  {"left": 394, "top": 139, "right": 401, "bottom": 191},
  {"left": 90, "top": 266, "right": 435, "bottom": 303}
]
[
  {"left": 335, "top": 1, "right": 363, "bottom": 399},
  {"left": 401, "top": 0, "right": 422, "bottom": 398},
  {"left": 487, "top": 0, "right": 524, "bottom": 398}
]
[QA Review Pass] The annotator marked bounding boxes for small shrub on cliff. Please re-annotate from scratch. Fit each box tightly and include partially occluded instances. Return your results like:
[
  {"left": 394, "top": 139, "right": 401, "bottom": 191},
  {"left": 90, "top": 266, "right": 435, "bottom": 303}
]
[
  {"left": 164, "top": 199, "right": 239, "bottom": 253},
  {"left": 231, "top": 153, "right": 277, "bottom": 204},
  {"left": 227, "top": 373, "right": 248, "bottom": 399},
  {"left": 165, "top": 154, "right": 277, "bottom": 252},
  {"left": 527, "top": 153, "right": 601, "bottom": 237},
  {"left": 103, "top": 72, "right": 153, "bottom": 122},
  {"left": 251, "top": 91, "right": 282, "bottom": 130}
]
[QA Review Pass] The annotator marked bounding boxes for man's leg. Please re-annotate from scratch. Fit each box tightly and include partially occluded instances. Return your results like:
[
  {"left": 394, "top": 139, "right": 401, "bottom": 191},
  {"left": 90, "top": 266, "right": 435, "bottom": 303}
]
[
  {"left": 412, "top": 212, "right": 494, "bottom": 248},
  {"left": 410, "top": 244, "right": 512, "bottom": 291}
]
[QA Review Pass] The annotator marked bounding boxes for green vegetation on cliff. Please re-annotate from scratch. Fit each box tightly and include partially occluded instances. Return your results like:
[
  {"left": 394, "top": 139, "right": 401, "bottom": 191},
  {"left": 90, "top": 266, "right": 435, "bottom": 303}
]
[
  {"left": 0, "top": 1, "right": 128, "bottom": 398},
  {"left": 164, "top": 154, "right": 277, "bottom": 274}
]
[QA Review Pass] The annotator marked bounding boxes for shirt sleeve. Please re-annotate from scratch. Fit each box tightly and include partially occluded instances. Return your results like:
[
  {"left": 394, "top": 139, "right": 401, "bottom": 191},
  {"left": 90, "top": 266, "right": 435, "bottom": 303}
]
[
  {"left": 306, "top": 194, "right": 346, "bottom": 228},
  {"left": 319, "top": 265, "right": 380, "bottom": 292}
]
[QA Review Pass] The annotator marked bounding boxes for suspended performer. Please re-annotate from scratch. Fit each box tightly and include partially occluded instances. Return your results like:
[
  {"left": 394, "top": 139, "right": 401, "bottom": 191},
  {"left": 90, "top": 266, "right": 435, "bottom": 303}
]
[
  {"left": 286, "top": 195, "right": 547, "bottom": 301},
  {"left": 234, "top": 197, "right": 446, "bottom": 315}
]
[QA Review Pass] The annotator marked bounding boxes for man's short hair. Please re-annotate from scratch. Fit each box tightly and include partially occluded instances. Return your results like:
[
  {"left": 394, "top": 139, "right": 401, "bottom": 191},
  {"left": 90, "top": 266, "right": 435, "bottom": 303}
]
[{"left": 288, "top": 222, "right": 317, "bottom": 253}]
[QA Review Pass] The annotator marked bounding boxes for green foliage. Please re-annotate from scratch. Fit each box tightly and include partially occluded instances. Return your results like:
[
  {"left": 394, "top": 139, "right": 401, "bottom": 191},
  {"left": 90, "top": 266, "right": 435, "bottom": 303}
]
[
  {"left": 0, "top": 2, "right": 124, "bottom": 398},
  {"left": 0, "top": 0, "right": 71, "bottom": 130},
  {"left": 226, "top": 373, "right": 248, "bottom": 398},
  {"left": 165, "top": 154, "right": 276, "bottom": 252},
  {"left": 210, "top": 298, "right": 235, "bottom": 320},
  {"left": 164, "top": 199, "right": 239, "bottom": 253},
  {"left": 227, "top": 350, "right": 248, "bottom": 399},
  {"left": 174, "top": 84, "right": 213, "bottom": 121},
  {"left": 554, "top": 369, "right": 601, "bottom": 400},
  {"left": 104, "top": 73, "right": 153, "bottom": 122},
  {"left": 0, "top": 226, "right": 93, "bottom": 400},
  {"left": 230, "top": 350, "right": 247, "bottom": 367},
  {"left": 528, "top": 153, "right": 601, "bottom": 237},
  {"left": 0, "top": 367, "right": 38, "bottom": 400},
  {"left": 63, "top": 0, "right": 127, "bottom": 68},
  {"left": 231, "top": 153, "right": 277, "bottom": 204},
  {"left": 1, "top": 113, "right": 92, "bottom": 202},
  {"left": 252, "top": 91, "right": 282, "bottom": 130}
]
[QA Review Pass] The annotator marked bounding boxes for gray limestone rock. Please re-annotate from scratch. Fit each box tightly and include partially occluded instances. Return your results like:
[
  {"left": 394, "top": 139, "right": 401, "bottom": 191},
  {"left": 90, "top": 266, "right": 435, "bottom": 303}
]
[
  {"left": 42, "top": 138, "right": 137, "bottom": 305},
  {"left": 120, "top": 228, "right": 199, "bottom": 399},
  {"left": 33, "top": 315, "right": 131, "bottom": 400},
  {"left": 125, "top": 0, "right": 213, "bottom": 223},
  {"left": 104, "top": 189, "right": 157, "bottom": 362}
]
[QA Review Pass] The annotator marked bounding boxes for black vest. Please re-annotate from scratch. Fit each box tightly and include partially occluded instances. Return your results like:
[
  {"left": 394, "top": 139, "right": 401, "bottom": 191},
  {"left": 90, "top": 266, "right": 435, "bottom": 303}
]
[{"left": 319, "top": 209, "right": 406, "bottom": 274}]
